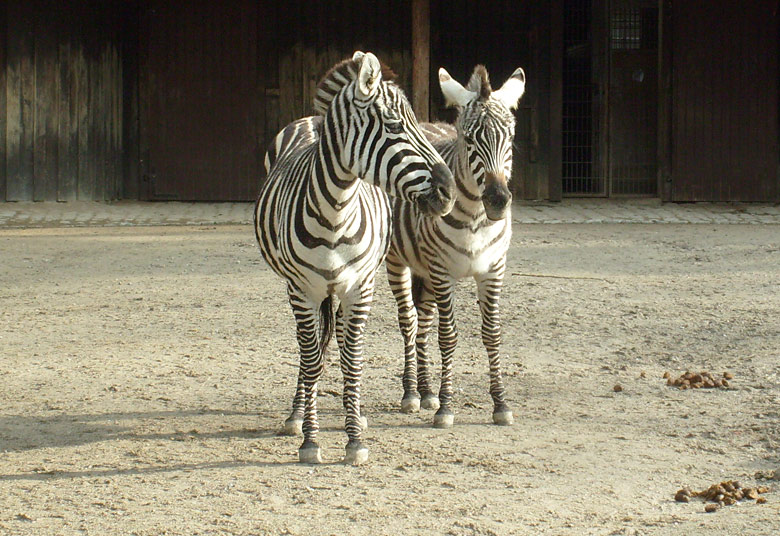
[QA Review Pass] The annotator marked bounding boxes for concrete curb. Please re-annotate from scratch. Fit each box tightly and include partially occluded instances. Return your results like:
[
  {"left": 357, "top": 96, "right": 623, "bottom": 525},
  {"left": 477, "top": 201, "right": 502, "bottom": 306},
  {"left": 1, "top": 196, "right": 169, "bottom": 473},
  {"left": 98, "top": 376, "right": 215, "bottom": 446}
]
[{"left": 1, "top": 200, "right": 779, "bottom": 228}]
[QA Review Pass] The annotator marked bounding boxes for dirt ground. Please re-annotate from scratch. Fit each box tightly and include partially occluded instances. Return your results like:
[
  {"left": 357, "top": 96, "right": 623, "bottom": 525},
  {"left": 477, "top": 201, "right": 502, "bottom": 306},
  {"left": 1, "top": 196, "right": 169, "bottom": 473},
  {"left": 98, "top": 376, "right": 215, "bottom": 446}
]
[{"left": 1, "top": 219, "right": 778, "bottom": 535}]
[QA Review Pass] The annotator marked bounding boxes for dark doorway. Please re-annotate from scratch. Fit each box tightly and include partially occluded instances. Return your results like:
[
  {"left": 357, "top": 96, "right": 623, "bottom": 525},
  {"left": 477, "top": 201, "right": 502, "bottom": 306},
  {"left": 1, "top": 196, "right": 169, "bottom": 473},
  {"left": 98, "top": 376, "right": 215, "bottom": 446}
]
[
  {"left": 562, "top": 0, "right": 658, "bottom": 197},
  {"left": 562, "top": 0, "right": 604, "bottom": 196},
  {"left": 139, "top": 1, "right": 260, "bottom": 201},
  {"left": 607, "top": 0, "right": 658, "bottom": 195}
]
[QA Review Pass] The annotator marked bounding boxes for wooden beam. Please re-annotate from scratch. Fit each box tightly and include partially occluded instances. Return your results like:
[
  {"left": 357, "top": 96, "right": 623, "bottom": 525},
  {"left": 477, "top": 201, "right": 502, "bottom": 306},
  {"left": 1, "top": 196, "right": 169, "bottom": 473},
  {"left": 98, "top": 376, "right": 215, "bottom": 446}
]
[
  {"left": 657, "top": 0, "right": 673, "bottom": 201},
  {"left": 0, "top": 1, "right": 7, "bottom": 200},
  {"left": 411, "top": 0, "right": 429, "bottom": 122},
  {"left": 548, "top": 0, "right": 563, "bottom": 201}
]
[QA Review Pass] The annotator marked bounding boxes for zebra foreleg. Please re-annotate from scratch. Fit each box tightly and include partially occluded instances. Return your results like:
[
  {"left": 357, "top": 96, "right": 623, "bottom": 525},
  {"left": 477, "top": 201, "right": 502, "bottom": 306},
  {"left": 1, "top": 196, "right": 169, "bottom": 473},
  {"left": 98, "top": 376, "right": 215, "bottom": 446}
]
[
  {"left": 281, "top": 369, "right": 304, "bottom": 435},
  {"left": 336, "top": 304, "right": 368, "bottom": 430},
  {"left": 432, "top": 278, "right": 458, "bottom": 428},
  {"left": 415, "top": 294, "right": 440, "bottom": 411},
  {"left": 289, "top": 290, "right": 327, "bottom": 464},
  {"left": 387, "top": 260, "right": 421, "bottom": 413},
  {"left": 338, "top": 285, "right": 375, "bottom": 465},
  {"left": 477, "top": 271, "right": 513, "bottom": 426}
]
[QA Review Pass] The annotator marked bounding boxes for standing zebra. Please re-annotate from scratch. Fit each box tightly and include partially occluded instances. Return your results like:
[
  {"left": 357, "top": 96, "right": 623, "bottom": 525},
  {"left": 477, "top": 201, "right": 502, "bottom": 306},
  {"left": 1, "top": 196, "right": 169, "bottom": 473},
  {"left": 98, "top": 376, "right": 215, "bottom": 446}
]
[
  {"left": 386, "top": 64, "right": 525, "bottom": 428},
  {"left": 254, "top": 52, "right": 455, "bottom": 464}
]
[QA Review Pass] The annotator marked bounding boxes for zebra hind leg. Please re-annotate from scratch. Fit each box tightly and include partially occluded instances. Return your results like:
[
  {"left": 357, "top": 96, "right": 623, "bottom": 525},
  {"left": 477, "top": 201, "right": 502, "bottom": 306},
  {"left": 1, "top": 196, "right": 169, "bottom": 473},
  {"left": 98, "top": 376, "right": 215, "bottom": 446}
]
[{"left": 281, "top": 371, "right": 304, "bottom": 435}]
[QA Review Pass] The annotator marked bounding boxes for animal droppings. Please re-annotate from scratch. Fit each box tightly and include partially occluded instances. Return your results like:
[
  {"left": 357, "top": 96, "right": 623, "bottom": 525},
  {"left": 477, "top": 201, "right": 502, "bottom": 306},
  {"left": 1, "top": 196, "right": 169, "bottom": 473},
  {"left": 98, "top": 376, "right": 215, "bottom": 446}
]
[
  {"left": 675, "top": 480, "right": 770, "bottom": 512},
  {"left": 664, "top": 370, "right": 733, "bottom": 390}
]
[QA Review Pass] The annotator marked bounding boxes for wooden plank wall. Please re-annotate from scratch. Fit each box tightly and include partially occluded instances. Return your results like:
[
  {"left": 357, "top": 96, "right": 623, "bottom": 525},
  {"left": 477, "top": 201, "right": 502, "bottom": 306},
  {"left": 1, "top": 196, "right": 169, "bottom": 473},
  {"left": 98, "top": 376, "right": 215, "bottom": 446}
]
[
  {"left": 139, "top": 0, "right": 261, "bottom": 201},
  {"left": 2, "top": 0, "right": 125, "bottom": 202},
  {"left": 671, "top": 1, "right": 779, "bottom": 201},
  {"left": 265, "top": 0, "right": 413, "bottom": 154}
]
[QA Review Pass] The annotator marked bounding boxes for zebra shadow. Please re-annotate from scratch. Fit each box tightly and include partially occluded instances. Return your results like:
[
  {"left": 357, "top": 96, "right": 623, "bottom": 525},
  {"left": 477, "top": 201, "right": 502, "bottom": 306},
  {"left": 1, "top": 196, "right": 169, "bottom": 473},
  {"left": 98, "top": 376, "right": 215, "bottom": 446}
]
[
  {"left": 0, "top": 408, "right": 280, "bottom": 454},
  {"left": 0, "top": 458, "right": 296, "bottom": 483}
]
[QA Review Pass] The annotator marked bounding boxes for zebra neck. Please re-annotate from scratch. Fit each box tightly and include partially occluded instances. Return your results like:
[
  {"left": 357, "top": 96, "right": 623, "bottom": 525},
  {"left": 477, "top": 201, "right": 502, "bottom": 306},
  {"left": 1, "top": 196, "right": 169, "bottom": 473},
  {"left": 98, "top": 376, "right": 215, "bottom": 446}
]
[
  {"left": 446, "top": 146, "right": 486, "bottom": 222},
  {"left": 307, "top": 141, "right": 361, "bottom": 225}
]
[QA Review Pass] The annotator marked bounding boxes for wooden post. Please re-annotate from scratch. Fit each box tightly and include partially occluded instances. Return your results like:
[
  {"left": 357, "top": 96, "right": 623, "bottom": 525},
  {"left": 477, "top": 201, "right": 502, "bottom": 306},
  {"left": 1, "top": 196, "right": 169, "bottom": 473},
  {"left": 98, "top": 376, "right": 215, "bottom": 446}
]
[
  {"left": 411, "top": 0, "right": 429, "bottom": 122},
  {"left": 548, "top": 0, "right": 563, "bottom": 201},
  {"left": 657, "top": 0, "right": 673, "bottom": 202},
  {"left": 0, "top": 0, "right": 7, "bottom": 201}
]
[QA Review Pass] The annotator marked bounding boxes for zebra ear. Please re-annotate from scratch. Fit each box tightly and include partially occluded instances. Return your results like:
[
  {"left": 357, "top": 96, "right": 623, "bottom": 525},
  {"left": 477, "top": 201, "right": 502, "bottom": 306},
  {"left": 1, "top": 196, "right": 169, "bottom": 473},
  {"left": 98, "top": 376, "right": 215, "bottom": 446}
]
[
  {"left": 439, "top": 68, "right": 476, "bottom": 108},
  {"left": 356, "top": 52, "right": 382, "bottom": 99},
  {"left": 492, "top": 67, "right": 526, "bottom": 111}
]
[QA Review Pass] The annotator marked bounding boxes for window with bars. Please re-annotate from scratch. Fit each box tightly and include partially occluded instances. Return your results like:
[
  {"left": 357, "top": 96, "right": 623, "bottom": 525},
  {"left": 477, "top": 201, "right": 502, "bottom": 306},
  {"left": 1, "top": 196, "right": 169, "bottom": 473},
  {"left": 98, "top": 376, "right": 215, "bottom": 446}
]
[{"left": 611, "top": 7, "right": 658, "bottom": 50}]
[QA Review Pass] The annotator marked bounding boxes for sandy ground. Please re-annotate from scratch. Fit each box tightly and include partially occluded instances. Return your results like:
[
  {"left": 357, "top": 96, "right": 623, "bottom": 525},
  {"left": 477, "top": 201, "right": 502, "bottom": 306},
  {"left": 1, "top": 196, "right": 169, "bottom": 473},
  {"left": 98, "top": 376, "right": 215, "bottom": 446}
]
[{"left": 1, "top": 220, "right": 778, "bottom": 535}]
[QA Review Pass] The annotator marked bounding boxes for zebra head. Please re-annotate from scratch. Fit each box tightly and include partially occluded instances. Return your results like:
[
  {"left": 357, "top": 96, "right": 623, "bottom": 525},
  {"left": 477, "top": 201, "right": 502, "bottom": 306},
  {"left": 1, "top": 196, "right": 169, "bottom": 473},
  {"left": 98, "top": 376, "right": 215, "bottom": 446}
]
[
  {"left": 439, "top": 65, "right": 526, "bottom": 221},
  {"left": 317, "top": 52, "right": 455, "bottom": 217}
]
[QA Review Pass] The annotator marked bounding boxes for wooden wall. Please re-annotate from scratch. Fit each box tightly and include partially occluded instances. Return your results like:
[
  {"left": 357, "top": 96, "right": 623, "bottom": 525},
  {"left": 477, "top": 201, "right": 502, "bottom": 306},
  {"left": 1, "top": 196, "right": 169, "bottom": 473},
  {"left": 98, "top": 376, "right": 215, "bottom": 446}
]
[
  {"left": 132, "top": 0, "right": 414, "bottom": 201},
  {"left": 3, "top": 1, "right": 778, "bottom": 204},
  {"left": 670, "top": 1, "right": 779, "bottom": 202},
  {"left": 1, "top": 1, "right": 130, "bottom": 202},
  {"left": 264, "top": 1, "right": 413, "bottom": 153}
]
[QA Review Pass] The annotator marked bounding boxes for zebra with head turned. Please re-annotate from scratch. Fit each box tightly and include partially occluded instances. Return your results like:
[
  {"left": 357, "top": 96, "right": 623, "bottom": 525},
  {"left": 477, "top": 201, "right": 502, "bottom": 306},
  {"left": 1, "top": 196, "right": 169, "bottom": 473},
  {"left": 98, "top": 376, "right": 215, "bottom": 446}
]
[
  {"left": 254, "top": 51, "right": 455, "bottom": 464},
  {"left": 386, "top": 64, "right": 525, "bottom": 428}
]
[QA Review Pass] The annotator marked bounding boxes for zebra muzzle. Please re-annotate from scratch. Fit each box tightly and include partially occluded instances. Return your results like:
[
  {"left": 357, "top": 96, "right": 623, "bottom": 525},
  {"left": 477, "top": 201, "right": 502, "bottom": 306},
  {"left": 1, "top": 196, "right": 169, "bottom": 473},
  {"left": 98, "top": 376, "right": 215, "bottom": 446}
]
[
  {"left": 420, "top": 162, "right": 455, "bottom": 217},
  {"left": 482, "top": 174, "right": 512, "bottom": 221}
]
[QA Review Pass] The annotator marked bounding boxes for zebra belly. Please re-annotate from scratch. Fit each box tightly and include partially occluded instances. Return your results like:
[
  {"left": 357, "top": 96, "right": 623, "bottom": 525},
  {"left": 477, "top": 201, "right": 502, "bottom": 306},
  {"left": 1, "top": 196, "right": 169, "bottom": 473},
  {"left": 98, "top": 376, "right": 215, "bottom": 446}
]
[
  {"left": 303, "top": 249, "right": 387, "bottom": 300},
  {"left": 266, "top": 228, "right": 390, "bottom": 302}
]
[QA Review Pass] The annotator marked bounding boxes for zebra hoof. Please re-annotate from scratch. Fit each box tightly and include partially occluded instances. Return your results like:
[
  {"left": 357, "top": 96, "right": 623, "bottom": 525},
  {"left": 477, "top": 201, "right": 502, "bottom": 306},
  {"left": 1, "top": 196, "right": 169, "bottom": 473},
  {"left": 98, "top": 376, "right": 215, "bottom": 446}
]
[
  {"left": 281, "top": 417, "right": 303, "bottom": 436},
  {"left": 492, "top": 410, "right": 514, "bottom": 426},
  {"left": 298, "top": 446, "right": 323, "bottom": 464},
  {"left": 359, "top": 415, "right": 369, "bottom": 431},
  {"left": 344, "top": 441, "right": 369, "bottom": 465},
  {"left": 421, "top": 394, "right": 440, "bottom": 411},
  {"left": 401, "top": 396, "right": 421, "bottom": 414},
  {"left": 433, "top": 410, "right": 454, "bottom": 429}
]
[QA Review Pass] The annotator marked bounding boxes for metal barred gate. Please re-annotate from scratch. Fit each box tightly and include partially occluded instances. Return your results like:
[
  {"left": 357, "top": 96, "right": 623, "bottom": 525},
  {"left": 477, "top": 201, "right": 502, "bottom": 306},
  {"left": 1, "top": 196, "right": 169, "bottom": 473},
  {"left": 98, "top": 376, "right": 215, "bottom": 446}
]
[{"left": 562, "top": 0, "right": 658, "bottom": 197}]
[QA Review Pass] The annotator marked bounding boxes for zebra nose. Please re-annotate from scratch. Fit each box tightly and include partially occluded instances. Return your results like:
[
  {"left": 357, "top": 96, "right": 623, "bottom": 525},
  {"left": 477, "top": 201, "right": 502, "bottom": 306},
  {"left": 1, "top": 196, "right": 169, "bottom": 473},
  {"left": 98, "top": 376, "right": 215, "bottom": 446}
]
[
  {"left": 430, "top": 162, "right": 455, "bottom": 214},
  {"left": 483, "top": 173, "right": 512, "bottom": 221}
]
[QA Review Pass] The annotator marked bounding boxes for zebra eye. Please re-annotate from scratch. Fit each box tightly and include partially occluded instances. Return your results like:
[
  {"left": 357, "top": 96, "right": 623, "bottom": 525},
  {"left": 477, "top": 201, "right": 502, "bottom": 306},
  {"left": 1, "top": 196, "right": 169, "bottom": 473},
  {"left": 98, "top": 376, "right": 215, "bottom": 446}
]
[{"left": 386, "top": 121, "right": 403, "bottom": 134}]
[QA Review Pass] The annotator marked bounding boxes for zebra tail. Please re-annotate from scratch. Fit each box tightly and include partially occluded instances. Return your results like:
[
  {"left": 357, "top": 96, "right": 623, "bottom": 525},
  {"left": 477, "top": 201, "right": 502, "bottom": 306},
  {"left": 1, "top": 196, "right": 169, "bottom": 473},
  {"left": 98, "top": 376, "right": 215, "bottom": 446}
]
[{"left": 319, "top": 295, "right": 335, "bottom": 354}]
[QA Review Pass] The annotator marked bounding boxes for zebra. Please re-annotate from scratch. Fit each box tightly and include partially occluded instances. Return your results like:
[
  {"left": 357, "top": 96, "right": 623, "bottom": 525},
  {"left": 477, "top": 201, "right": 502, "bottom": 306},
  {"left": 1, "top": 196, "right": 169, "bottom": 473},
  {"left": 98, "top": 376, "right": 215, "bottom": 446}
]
[
  {"left": 385, "top": 64, "right": 526, "bottom": 429},
  {"left": 254, "top": 51, "right": 455, "bottom": 464}
]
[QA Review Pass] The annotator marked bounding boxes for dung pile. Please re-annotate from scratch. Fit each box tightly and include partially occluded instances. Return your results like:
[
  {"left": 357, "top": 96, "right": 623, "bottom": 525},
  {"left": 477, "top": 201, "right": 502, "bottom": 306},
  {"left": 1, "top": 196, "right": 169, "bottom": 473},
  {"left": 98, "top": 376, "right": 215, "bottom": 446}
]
[
  {"left": 675, "top": 480, "right": 769, "bottom": 512},
  {"left": 664, "top": 370, "right": 733, "bottom": 390}
]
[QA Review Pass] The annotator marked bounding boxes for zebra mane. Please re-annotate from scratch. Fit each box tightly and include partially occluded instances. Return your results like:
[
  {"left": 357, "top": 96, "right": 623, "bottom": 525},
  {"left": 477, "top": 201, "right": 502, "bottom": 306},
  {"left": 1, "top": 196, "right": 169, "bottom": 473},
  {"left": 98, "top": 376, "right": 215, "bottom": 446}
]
[
  {"left": 313, "top": 56, "right": 398, "bottom": 116},
  {"left": 466, "top": 65, "right": 492, "bottom": 101}
]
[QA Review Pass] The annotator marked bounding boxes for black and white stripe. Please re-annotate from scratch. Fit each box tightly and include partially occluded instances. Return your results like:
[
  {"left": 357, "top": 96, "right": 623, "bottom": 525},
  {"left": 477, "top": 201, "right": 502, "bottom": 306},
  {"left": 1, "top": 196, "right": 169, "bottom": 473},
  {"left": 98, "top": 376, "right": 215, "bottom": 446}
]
[
  {"left": 386, "top": 64, "right": 526, "bottom": 428},
  {"left": 254, "top": 52, "right": 454, "bottom": 464}
]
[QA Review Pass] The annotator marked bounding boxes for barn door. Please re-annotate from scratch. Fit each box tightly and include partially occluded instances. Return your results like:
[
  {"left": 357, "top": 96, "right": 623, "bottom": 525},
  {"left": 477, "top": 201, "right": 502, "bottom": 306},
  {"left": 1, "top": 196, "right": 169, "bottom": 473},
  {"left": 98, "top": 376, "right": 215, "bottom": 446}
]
[
  {"left": 139, "top": 1, "right": 260, "bottom": 201},
  {"left": 562, "top": 0, "right": 658, "bottom": 197},
  {"left": 562, "top": 0, "right": 606, "bottom": 196},
  {"left": 607, "top": 0, "right": 658, "bottom": 196},
  {"left": 671, "top": 2, "right": 779, "bottom": 202}
]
